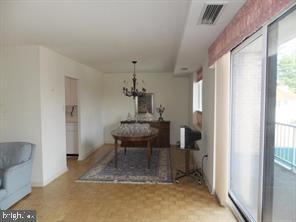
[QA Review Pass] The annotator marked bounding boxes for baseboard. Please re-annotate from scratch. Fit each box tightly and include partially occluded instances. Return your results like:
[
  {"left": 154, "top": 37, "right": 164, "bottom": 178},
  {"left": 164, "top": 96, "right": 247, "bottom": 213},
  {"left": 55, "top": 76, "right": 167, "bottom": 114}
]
[
  {"left": 67, "top": 154, "right": 79, "bottom": 157},
  {"left": 210, "top": 193, "right": 244, "bottom": 222},
  {"left": 31, "top": 182, "right": 44, "bottom": 187},
  {"left": 43, "top": 166, "right": 68, "bottom": 187},
  {"left": 104, "top": 143, "right": 113, "bottom": 146},
  {"left": 32, "top": 166, "right": 68, "bottom": 187},
  {"left": 214, "top": 192, "right": 225, "bottom": 206},
  {"left": 31, "top": 179, "right": 44, "bottom": 187},
  {"left": 203, "top": 175, "right": 214, "bottom": 194},
  {"left": 191, "top": 152, "right": 214, "bottom": 194},
  {"left": 104, "top": 140, "right": 114, "bottom": 145},
  {"left": 78, "top": 143, "right": 104, "bottom": 161}
]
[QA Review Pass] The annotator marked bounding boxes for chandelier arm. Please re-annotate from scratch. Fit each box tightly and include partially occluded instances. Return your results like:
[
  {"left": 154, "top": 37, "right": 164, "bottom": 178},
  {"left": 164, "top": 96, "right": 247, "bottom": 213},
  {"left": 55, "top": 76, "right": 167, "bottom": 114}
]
[{"left": 123, "top": 60, "right": 147, "bottom": 98}]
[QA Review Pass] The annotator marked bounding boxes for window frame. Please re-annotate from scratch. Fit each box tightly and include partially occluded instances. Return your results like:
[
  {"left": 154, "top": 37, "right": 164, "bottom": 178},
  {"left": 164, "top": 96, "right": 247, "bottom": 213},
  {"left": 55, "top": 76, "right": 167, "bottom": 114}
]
[{"left": 193, "top": 79, "right": 203, "bottom": 112}]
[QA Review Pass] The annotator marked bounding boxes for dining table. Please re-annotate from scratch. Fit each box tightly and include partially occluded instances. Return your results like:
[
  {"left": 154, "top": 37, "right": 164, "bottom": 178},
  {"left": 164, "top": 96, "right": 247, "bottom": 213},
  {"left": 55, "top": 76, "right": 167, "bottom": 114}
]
[{"left": 111, "top": 128, "right": 159, "bottom": 169}]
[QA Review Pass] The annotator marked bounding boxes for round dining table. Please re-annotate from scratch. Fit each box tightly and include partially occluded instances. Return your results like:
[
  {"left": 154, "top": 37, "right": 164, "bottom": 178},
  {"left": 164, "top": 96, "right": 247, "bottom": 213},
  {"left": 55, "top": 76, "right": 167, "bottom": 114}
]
[{"left": 111, "top": 128, "right": 159, "bottom": 169}]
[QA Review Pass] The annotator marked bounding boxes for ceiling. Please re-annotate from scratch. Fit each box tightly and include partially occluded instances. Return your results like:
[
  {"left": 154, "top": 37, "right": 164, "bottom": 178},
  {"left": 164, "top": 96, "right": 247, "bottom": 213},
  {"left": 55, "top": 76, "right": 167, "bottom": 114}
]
[
  {"left": 0, "top": 0, "right": 245, "bottom": 74},
  {"left": 175, "top": 0, "right": 245, "bottom": 75}
]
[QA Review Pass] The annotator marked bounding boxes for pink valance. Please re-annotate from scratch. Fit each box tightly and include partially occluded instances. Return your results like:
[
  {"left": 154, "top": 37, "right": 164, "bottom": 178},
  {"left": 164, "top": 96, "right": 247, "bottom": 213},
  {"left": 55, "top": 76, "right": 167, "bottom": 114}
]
[
  {"left": 196, "top": 67, "right": 203, "bottom": 82},
  {"left": 208, "top": 0, "right": 294, "bottom": 67}
]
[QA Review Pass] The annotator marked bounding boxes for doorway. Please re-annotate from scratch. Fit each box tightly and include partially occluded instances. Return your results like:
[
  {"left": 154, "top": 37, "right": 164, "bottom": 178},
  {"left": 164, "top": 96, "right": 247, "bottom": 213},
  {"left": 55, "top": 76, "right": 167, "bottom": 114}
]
[{"left": 65, "top": 77, "right": 79, "bottom": 159}]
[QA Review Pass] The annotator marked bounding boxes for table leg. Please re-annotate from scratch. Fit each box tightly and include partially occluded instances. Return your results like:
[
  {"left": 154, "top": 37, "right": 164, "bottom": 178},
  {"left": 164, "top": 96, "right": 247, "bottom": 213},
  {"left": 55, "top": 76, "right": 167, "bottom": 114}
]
[
  {"left": 147, "top": 139, "right": 151, "bottom": 169},
  {"left": 114, "top": 139, "right": 118, "bottom": 168},
  {"left": 150, "top": 145, "right": 152, "bottom": 156},
  {"left": 124, "top": 147, "right": 127, "bottom": 155},
  {"left": 185, "top": 149, "right": 190, "bottom": 174}
]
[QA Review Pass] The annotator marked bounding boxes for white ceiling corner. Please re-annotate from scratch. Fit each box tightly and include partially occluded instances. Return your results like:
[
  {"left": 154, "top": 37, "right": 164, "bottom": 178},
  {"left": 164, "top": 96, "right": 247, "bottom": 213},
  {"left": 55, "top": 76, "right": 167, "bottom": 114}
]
[{"left": 174, "top": 0, "right": 245, "bottom": 75}]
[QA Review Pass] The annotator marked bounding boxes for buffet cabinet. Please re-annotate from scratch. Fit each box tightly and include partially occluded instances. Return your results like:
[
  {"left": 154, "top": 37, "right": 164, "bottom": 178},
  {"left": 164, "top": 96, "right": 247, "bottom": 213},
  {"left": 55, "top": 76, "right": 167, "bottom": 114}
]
[{"left": 120, "top": 120, "right": 170, "bottom": 148}]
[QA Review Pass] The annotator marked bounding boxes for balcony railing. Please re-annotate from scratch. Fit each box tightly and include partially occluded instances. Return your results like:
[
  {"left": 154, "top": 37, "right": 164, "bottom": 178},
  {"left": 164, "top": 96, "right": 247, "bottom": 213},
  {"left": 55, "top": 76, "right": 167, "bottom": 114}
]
[{"left": 275, "top": 122, "right": 296, "bottom": 170}]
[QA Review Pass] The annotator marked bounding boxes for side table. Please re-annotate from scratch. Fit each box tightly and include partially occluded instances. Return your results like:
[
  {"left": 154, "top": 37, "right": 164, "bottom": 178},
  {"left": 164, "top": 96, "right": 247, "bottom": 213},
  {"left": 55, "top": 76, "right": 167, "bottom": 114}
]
[{"left": 175, "top": 144, "right": 202, "bottom": 184}]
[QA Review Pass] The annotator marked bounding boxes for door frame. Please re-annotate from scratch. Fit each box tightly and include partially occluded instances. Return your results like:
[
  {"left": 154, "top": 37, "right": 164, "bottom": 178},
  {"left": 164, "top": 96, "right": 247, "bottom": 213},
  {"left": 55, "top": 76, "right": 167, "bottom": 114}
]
[
  {"left": 262, "top": 4, "right": 296, "bottom": 222},
  {"left": 64, "top": 76, "right": 81, "bottom": 159},
  {"left": 228, "top": 28, "right": 266, "bottom": 222}
]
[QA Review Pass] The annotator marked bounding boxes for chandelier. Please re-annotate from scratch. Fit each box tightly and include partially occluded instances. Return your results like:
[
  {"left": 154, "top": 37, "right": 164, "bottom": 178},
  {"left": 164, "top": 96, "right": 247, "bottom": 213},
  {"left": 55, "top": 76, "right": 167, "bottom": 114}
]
[{"left": 122, "top": 61, "right": 146, "bottom": 99}]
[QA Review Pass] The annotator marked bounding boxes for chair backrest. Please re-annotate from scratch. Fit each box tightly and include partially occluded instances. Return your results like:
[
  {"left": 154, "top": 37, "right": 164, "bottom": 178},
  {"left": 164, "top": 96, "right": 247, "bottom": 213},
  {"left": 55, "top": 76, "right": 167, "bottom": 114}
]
[{"left": 0, "top": 142, "right": 35, "bottom": 169}]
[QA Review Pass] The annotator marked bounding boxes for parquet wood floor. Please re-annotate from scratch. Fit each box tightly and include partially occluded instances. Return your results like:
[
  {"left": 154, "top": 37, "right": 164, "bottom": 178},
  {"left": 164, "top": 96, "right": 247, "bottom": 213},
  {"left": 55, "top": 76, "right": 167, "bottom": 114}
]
[{"left": 13, "top": 144, "right": 237, "bottom": 222}]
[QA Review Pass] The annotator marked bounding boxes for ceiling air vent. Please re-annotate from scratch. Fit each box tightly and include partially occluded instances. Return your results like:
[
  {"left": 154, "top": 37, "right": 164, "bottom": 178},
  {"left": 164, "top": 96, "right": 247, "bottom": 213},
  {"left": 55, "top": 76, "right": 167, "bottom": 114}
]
[{"left": 199, "top": 4, "right": 224, "bottom": 25}]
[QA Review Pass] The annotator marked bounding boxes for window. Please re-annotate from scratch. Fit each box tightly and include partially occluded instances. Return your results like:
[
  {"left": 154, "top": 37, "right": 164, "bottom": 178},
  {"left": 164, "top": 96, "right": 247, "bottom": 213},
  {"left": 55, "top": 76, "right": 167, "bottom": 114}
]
[{"left": 193, "top": 80, "right": 203, "bottom": 112}]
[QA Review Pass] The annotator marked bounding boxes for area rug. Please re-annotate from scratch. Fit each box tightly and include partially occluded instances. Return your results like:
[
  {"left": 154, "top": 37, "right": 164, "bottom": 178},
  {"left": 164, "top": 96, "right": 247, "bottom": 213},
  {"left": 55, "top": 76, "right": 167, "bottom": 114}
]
[{"left": 78, "top": 148, "right": 173, "bottom": 184}]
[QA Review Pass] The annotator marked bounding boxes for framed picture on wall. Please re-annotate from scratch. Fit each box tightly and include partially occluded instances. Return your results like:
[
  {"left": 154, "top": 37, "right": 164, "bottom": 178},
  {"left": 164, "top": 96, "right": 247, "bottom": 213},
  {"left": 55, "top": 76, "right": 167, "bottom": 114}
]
[{"left": 136, "top": 93, "right": 154, "bottom": 114}]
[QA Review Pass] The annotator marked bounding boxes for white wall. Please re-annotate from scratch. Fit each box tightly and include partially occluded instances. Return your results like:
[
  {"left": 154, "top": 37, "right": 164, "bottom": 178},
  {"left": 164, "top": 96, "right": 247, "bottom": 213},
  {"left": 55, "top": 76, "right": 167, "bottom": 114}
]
[
  {"left": 189, "top": 54, "right": 230, "bottom": 201},
  {"left": 1, "top": 45, "right": 187, "bottom": 185},
  {"left": 0, "top": 46, "right": 44, "bottom": 185},
  {"left": 188, "top": 72, "right": 204, "bottom": 173},
  {"left": 102, "top": 73, "right": 189, "bottom": 144},
  {"left": 200, "top": 59, "right": 216, "bottom": 193},
  {"left": 0, "top": 45, "right": 104, "bottom": 186},
  {"left": 39, "top": 47, "right": 104, "bottom": 185},
  {"left": 76, "top": 69, "right": 104, "bottom": 160},
  {"left": 189, "top": 58, "right": 216, "bottom": 193}
]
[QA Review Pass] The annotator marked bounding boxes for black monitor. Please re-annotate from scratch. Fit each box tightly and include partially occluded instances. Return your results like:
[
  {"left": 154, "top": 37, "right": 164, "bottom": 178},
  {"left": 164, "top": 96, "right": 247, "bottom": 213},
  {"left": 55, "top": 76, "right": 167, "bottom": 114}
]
[{"left": 180, "top": 126, "right": 201, "bottom": 148}]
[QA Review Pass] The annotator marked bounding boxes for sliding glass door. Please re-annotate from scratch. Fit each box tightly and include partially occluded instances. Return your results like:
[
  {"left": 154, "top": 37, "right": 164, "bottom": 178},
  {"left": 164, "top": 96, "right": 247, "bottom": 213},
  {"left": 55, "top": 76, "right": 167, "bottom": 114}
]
[
  {"left": 230, "top": 32, "right": 264, "bottom": 222},
  {"left": 229, "top": 5, "right": 296, "bottom": 222},
  {"left": 263, "top": 7, "right": 296, "bottom": 222}
]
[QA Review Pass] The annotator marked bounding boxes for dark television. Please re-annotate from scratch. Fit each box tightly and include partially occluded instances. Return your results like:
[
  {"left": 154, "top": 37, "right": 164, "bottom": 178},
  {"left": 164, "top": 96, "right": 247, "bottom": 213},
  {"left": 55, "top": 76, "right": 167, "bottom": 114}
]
[{"left": 180, "top": 126, "right": 201, "bottom": 148}]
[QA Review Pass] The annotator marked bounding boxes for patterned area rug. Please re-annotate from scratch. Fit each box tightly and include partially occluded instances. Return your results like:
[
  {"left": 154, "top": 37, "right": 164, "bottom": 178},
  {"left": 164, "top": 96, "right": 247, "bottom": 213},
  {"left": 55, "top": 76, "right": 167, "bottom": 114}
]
[{"left": 78, "top": 148, "right": 173, "bottom": 184}]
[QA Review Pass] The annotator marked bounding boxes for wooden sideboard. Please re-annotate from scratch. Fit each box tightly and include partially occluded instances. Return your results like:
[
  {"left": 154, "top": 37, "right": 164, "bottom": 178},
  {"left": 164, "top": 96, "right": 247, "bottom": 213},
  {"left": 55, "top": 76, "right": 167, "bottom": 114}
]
[{"left": 120, "top": 120, "right": 170, "bottom": 148}]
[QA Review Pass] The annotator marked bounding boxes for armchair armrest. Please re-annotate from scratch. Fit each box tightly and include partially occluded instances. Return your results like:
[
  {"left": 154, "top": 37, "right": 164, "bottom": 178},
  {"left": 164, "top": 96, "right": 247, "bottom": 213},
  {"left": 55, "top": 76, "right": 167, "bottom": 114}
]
[
  {"left": 2, "top": 160, "right": 33, "bottom": 193},
  {"left": 0, "top": 170, "right": 3, "bottom": 188}
]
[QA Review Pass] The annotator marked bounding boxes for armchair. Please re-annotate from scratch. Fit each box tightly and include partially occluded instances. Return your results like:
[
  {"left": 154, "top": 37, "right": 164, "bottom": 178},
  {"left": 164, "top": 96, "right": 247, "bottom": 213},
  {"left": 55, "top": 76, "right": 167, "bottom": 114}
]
[{"left": 0, "top": 142, "right": 35, "bottom": 210}]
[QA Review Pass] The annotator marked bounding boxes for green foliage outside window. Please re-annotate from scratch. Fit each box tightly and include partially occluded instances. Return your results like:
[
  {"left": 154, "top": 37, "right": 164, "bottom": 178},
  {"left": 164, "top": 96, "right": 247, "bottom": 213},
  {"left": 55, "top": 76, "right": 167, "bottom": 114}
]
[{"left": 278, "top": 54, "right": 296, "bottom": 93}]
